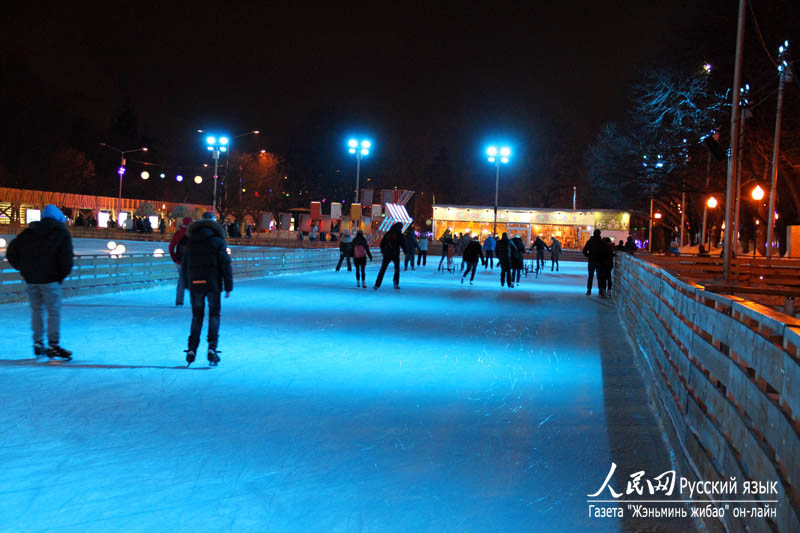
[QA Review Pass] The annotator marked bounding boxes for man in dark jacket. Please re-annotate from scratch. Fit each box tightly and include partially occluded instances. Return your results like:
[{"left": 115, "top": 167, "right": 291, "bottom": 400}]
[
  {"left": 6, "top": 204, "right": 73, "bottom": 359},
  {"left": 531, "top": 235, "right": 549, "bottom": 276},
  {"left": 374, "top": 222, "right": 408, "bottom": 290},
  {"left": 461, "top": 235, "right": 484, "bottom": 285},
  {"left": 169, "top": 217, "right": 193, "bottom": 306},
  {"left": 511, "top": 235, "right": 526, "bottom": 282},
  {"left": 495, "top": 233, "right": 514, "bottom": 288},
  {"left": 181, "top": 212, "right": 233, "bottom": 366},
  {"left": 583, "top": 229, "right": 611, "bottom": 297},
  {"left": 404, "top": 228, "right": 419, "bottom": 271}
]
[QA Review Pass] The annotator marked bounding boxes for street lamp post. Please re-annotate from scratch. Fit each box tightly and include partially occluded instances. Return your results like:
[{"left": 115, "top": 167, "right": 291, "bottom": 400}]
[
  {"left": 767, "top": 41, "right": 790, "bottom": 259},
  {"left": 205, "top": 135, "right": 230, "bottom": 215},
  {"left": 348, "top": 139, "right": 371, "bottom": 204},
  {"left": 99, "top": 143, "right": 148, "bottom": 224},
  {"left": 487, "top": 146, "right": 511, "bottom": 235},
  {"left": 704, "top": 196, "right": 718, "bottom": 248},
  {"left": 751, "top": 184, "right": 765, "bottom": 256}
]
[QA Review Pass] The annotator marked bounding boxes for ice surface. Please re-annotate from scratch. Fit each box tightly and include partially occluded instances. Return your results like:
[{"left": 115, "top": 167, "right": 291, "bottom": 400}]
[{"left": 0, "top": 261, "right": 690, "bottom": 532}]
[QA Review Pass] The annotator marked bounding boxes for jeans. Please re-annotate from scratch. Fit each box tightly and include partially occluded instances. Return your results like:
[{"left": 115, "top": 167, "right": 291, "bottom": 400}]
[
  {"left": 336, "top": 254, "right": 352, "bottom": 271},
  {"left": 416, "top": 250, "right": 427, "bottom": 266},
  {"left": 375, "top": 255, "right": 400, "bottom": 288},
  {"left": 499, "top": 262, "right": 513, "bottom": 287},
  {"left": 587, "top": 262, "right": 606, "bottom": 292},
  {"left": 462, "top": 260, "right": 479, "bottom": 281},
  {"left": 354, "top": 257, "right": 367, "bottom": 281},
  {"left": 175, "top": 265, "right": 185, "bottom": 305},
  {"left": 188, "top": 290, "right": 221, "bottom": 351},
  {"left": 26, "top": 282, "right": 62, "bottom": 345},
  {"left": 551, "top": 256, "right": 559, "bottom": 271},
  {"left": 484, "top": 250, "right": 494, "bottom": 269},
  {"left": 404, "top": 252, "right": 415, "bottom": 270},
  {"left": 536, "top": 251, "right": 545, "bottom": 272}
]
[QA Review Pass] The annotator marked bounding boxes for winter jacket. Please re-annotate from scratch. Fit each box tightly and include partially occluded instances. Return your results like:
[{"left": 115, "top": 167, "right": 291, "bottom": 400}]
[
  {"left": 483, "top": 236, "right": 496, "bottom": 252},
  {"left": 439, "top": 230, "right": 452, "bottom": 244},
  {"left": 550, "top": 239, "right": 562, "bottom": 259},
  {"left": 181, "top": 219, "right": 233, "bottom": 293},
  {"left": 583, "top": 235, "right": 610, "bottom": 263},
  {"left": 351, "top": 234, "right": 373, "bottom": 261},
  {"left": 169, "top": 227, "right": 188, "bottom": 264},
  {"left": 6, "top": 218, "right": 73, "bottom": 284},
  {"left": 462, "top": 240, "right": 484, "bottom": 263},
  {"left": 532, "top": 237, "right": 549, "bottom": 254},
  {"left": 380, "top": 222, "right": 409, "bottom": 258},
  {"left": 495, "top": 236, "right": 512, "bottom": 265},
  {"left": 418, "top": 237, "right": 429, "bottom": 251},
  {"left": 458, "top": 234, "right": 472, "bottom": 254},
  {"left": 511, "top": 237, "right": 525, "bottom": 267},
  {"left": 339, "top": 234, "right": 354, "bottom": 257},
  {"left": 405, "top": 231, "right": 419, "bottom": 254}
]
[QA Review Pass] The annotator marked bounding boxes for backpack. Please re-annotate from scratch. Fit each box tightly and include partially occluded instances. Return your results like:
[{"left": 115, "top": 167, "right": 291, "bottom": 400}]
[{"left": 354, "top": 244, "right": 366, "bottom": 259}]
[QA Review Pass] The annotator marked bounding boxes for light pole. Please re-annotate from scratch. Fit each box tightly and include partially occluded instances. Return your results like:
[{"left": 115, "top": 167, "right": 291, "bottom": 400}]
[
  {"left": 767, "top": 41, "right": 791, "bottom": 259},
  {"left": 487, "top": 146, "right": 511, "bottom": 235},
  {"left": 703, "top": 196, "right": 718, "bottom": 248},
  {"left": 751, "top": 184, "right": 765, "bottom": 256},
  {"left": 99, "top": 143, "right": 148, "bottom": 224},
  {"left": 205, "top": 135, "right": 230, "bottom": 215},
  {"left": 348, "top": 138, "right": 371, "bottom": 204}
]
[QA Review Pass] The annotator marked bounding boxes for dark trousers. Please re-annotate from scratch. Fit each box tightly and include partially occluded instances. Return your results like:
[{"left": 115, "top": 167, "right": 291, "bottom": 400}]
[
  {"left": 354, "top": 257, "right": 367, "bottom": 281},
  {"left": 404, "top": 252, "right": 416, "bottom": 270},
  {"left": 438, "top": 247, "right": 448, "bottom": 268},
  {"left": 484, "top": 250, "right": 495, "bottom": 268},
  {"left": 375, "top": 255, "right": 400, "bottom": 288},
  {"left": 535, "top": 251, "right": 545, "bottom": 272},
  {"left": 189, "top": 290, "right": 221, "bottom": 351},
  {"left": 462, "top": 260, "right": 479, "bottom": 281},
  {"left": 551, "top": 256, "right": 559, "bottom": 271},
  {"left": 587, "top": 262, "right": 606, "bottom": 292},
  {"left": 336, "top": 254, "right": 352, "bottom": 271},
  {"left": 604, "top": 264, "right": 613, "bottom": 291},
  {"left": 417, "top": 250, "right": 427, "bottom": 266},
  {"left": 499, "top": 262, "right": 513, "bottom": 287}
]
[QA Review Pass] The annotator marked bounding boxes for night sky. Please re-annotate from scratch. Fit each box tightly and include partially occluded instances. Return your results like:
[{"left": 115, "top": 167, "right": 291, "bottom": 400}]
[{"left": 2, "top": 2, "right": 798, "bottom": 204}]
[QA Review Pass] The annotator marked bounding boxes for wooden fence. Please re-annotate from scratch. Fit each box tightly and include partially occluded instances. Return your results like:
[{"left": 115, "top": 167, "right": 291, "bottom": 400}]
[
  {"left": 1, "top": 248, "right": 384, "bottom": 303},
  {"left": 615, "top": 253, "right": 800, "bottom": 531}
]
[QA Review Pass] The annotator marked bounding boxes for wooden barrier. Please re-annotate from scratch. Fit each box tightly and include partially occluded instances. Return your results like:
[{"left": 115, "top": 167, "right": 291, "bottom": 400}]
[
  {"left": 1, "top": 248, "right": 384, "bottom": 303},
  {"left": 615, "top": 253, "right": 800, "bottom": 531}
]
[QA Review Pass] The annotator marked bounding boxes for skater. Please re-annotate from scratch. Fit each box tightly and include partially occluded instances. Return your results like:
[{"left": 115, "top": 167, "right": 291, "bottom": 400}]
[
  {"left": 549, "top": 236, "right": 562, "bottom": 271},
  {"left": 336, "top": 230, "right": 353, "bottom": 272},
  {"left": 374, "top": 222, "right": 408, "bottom": 290},
  {"left": 531, "top": 235, "right": 548, "bottom": 276},
  {"left": 483, "top": 233, "right": 496, "bottom": 269},
  {"left": 624, "top": 235, "right": 637, "bottom": 254},
  {"left": 404, "top": 227, "right": 419, "bottom": 271},
  {"left": 158, "top": 217, "right": 166, "bottom": 234},
  {"left": 511, "top": 235, "right": 525, "bottom": 283},
  {"left": 168, "top": 217, "right": 194, "bottom": 306},
  {"left": 602, "top": 237, "right": 616, "bottom": 296},
  {"left": 461, "top": 235, "right": 484, "bottom": 285},
  {"left": 582, "top": 229, "right": 610, "bottom": 297},
  {"left": 496, "top": 233, "right": 514, "bottom": 288},
  {"left": 352, "top": 230, "right": 373, "bottom": 288},
  {"left": 181, "top": 212, "right": 233, "bottom": 366},
  {"left": 5, "top": 204, "right": 74, "bottom": 359},
  {"left": 438, "top": 229, "right": 453, "bottom": 271},
  {"left": 457, "top": 232, "right": 472, "bottom": 271},
  {"left": 417, "top": 233, "right": 428, "bottom": 267}
]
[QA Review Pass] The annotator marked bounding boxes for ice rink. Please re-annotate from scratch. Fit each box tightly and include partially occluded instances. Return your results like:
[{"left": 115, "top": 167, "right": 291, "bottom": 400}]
[{"left": 0, "top": 260, "right": 691, "bottom": 532}]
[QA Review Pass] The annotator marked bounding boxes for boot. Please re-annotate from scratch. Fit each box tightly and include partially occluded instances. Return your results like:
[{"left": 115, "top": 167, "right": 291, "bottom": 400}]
[
  {"left": 185, "top": 348, "right": 196, "bottom": 366},
  {"left": 34, "top": 341, "right": 47, "bottom": 357},
  {"left": 208, "top": 347, "right": 221, "bottom": 367},
  {"left": 47, "top": 344, "right": 72, "bottom": 360}
]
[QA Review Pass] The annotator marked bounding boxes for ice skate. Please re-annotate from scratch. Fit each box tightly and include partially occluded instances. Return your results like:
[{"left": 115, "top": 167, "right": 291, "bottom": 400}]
[
  {"left": 208, "top": 348, "right": 220, "bottom": 367},
  {"left": 394, "top": 284, "right": 400, "bottom": 290},
  {"left": 34, "top": 341, "right": 47, "bottom": 357},
  {"left": 461, "top": 277, "right": 464, "bottom": 284},
  {"left": 586, "top": 289, "right": 591, "bottom": 295},
  {"left": 362, "top": 281, "right": 367, "bottom": 288},
  {"left": 185, "top": 349, "right": 196, "bottom": 366},
  {"left": 47, "top": 345, "right": 72, "bottom": 361}
]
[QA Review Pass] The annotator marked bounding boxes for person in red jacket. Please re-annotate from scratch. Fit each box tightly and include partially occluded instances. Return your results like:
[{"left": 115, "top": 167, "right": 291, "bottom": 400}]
[{"left": 169, "top": 217, "right": 193, "bottom": 306}]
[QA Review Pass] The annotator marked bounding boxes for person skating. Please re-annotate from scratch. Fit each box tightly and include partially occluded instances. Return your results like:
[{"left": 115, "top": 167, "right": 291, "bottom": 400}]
[
  {"left": 496, "top": 233, "right": 514, "bottom": 288},
  {"left": 461, "top": 235, "right": 484, "bottom": 285},
  {"left": 482, "top": 233, "right": 496, "bottom": 269},
  {"left": 457, "top": 232, "right": 472, "bottom": 271},
  {"left": 582, "top": 229, "right": 611, "bottom": 297},
  {"left": 336, "top": 231, "right": 353, "bottom": 272},
  {"left": 602, "top": 237, "right": 616, "bottom": 296},
  {"left": 531, "top": 235, "right": 548, "bottom": 276},
  {"left": 351, "top": 230, "right": 373, "bottom": 288},
  {"left": 550, "top": 236, "right": 562, "bottom": 271},
  {"left": 5, "top": 204, "right": 74, "bottom": 359},
  {"left": 181, "top": 212, "right": 233, "bottom": 366},
  {"left": 374, "top": 222, "right": 408, "bottom": 290},
  {"left": 169, "top": 217, "right": 193, "bottom": 306},
  {"left": 624, "top": 236, "right": 637, "bottom": 254},
  {"left": 417, "top": 233, "right": 428, "bottom": 267},
  {"left": 511, "top": 235, "right": 526, "bottom": 283},
  {"left": 438, "top": 229, "right": 453, "bottom": 271},
  {"left": 404, "top": 228, "right": 419, "bottom": 271}
]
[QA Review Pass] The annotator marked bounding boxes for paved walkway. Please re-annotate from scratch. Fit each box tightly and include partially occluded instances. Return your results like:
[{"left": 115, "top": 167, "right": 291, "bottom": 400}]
[{"left": 0, "top": 261, "right": 690, "bottom": 531}]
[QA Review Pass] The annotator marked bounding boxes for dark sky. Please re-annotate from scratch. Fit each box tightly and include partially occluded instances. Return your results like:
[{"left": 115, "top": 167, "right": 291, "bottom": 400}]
[{"left": 2, "top": 1, "right": 797, "bottom": 199}]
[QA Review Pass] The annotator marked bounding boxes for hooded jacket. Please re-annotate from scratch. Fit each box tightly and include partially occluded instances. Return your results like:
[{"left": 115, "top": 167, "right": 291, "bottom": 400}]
[
  {"left": 462, "top": 240, "right": 484, "bottom": 262},
  {"left": 181, "top": 219, "right": 233, "bottom": 293},
  {"left": 169, "top": 227, "right": 189, "bottom": 264},
  {"left": 6, "top": 218, "right": 73, "bottom": 284},
  {"left": 405, "top": 230, "right": 419, "bottom": 254},
  {"left": 510, "top": 237, "right": 524, "bottom": 266},
  {"left": 339, "top": 233, "right": 354, "bottom": 256},
  {"left": 351, "top": 233, "right": 373, "bottom": 260},
  {"left": 583, "top": 235, "right": 610, "bottom": 263},
  {"left": 380, "top": 222, "right": 408, "bottom": 258},
  {"left": 495, "top": 234, "right": 512, "bottom": 265}
]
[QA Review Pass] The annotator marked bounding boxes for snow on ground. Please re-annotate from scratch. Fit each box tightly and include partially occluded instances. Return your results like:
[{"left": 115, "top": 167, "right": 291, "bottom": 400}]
[{"left": 0, "top": 261, "right": 692, "bottom": 532}]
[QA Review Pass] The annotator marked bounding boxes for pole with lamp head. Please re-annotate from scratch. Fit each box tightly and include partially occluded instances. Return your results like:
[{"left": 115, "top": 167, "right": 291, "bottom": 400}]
[
  {"left": 487, "top": 146, "right": 511, "bottom": 235},
  {"left": 99, "top": 143, "right": 148, "bottom": 225}
]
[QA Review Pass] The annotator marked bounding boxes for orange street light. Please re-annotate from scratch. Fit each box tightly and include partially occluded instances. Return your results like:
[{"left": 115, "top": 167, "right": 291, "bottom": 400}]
[
  {"left": 707, "top": 196, "right": 718, "bottom": 209},
  {"left": 751, "top": 185, "right": 765, "bottom": 200}
]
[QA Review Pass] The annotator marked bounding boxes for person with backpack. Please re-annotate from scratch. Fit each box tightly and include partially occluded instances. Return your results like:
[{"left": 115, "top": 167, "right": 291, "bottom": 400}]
[
  {"left": 169, "top": 217, "right": 193, "bottom": 306},
  {"left": 374, "top": 222, "right": 408, "bottom": 290},
  {"left": 461, "top": 235, "right": 484, "bottom": 285},
  {"left": 336, "top": 230, "right": 353, "bottom": 272},
  {"left": 181, "top": 212, "right": 233, "bottom": 366},
  {"left": 351, "top": 230, "right": 372, "bottom": 288},
  {"left": 404, "top": 228, "right": 419, "bottom": 271},
  {"left": 5, "top": 204, "right": 74, "bottom": 360}
]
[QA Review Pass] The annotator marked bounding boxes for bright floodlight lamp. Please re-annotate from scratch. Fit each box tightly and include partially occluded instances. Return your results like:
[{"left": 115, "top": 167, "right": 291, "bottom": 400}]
[
  {"left": 707, "top": 196, "right": 718, "bottom": 209},
  {"left": 194, "top": 176, "right": 203, "bottom": 184},
  {"left": 361, "top": 140, "right": 371, "bottom": 149},
  {"left": 500, "top": 147, "right": 511, "bottom": 157},
  {"left": 654, "top": 212, "right": 663, "bottom": 219},
  {"left": 219, "top": 137, "right": 229, "bottom": 145},
  {"left": 347, "top": 137, "right": 373, "bottom": 203},
  {"left": 160, "top": 173, "right": 165, "bottom": 178},
  {"left": 488, "top": 144, "right": 512, "bottom": 234},
  {"left": 487, "top": 146, "right": 498, "bottom": 157},
  {"left": 141, "top": 171, "right": 150, "bottom": 180},
  {"left": 751, "top": 185, "right": 765, "bottom": 200},
  {"left": 253, "top": 130, "right": 260, "bottom": 134},
  {"left": 206, "top": 136, "right": 216, "bottom": 145}
]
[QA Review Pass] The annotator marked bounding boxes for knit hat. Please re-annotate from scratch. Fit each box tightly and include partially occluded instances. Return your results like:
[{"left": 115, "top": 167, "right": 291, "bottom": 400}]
[
  {"left": 42, "top": 204, "right": 66, "bottom": 223},
  {"left": 180, "top": 217, "right": 193, "bottom": 228},
  {"left": 201, "top": 211, "right": 216, "bottom": 220}
]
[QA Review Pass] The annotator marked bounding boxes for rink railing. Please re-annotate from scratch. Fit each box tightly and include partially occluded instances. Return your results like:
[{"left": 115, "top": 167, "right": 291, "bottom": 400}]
[
  {"left": 0, "top": 247, "right": 382, "bottom": 302},
  {"left": 614, "top": 253, "right": 800, "bottom": 531}
]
